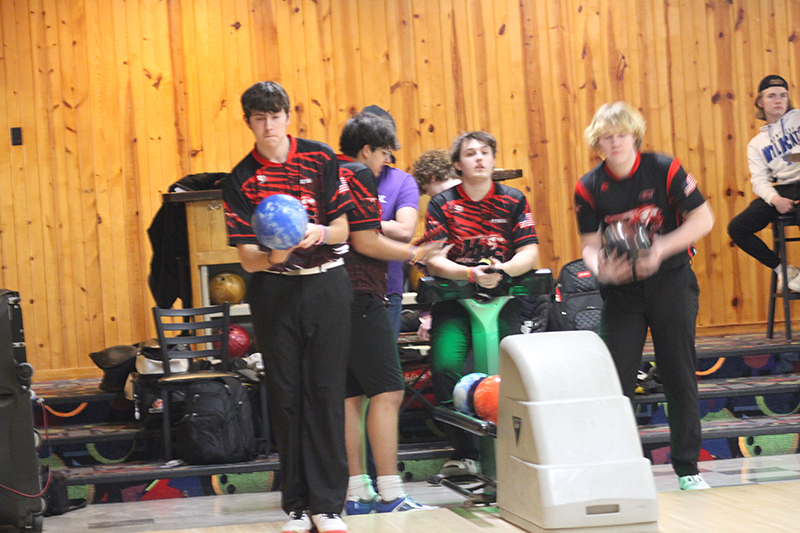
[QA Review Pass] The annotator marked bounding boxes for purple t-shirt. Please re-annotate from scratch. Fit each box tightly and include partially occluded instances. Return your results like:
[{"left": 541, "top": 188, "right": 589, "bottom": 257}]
[{"left": 376, "top": 166, "right": 420, "bottom": 296}]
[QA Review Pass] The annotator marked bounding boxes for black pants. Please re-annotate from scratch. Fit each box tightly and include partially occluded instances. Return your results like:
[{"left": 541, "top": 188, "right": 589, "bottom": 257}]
[
  {"left": 728, "top": 183, "right": 800, "bottom": 269},
  {"left": 599, "top": 264, "right": 701, "bottom": 477},
  {"left": 248, "top": 267, "right": 352, "bottom": 515}
]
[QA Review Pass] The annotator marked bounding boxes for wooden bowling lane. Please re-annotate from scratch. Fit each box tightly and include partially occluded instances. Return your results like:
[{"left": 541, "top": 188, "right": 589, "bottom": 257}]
[{"left": 151, "top": 481, "right": 800, "bottom": 533}]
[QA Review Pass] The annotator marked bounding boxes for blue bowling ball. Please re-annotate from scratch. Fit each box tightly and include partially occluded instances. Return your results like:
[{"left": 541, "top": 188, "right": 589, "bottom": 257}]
[
  {"left": 453, "top": 372, "right": 488, "bottom": 416},
  {"left": 252, "top": 194, "right": 308, "bottom": 250}
]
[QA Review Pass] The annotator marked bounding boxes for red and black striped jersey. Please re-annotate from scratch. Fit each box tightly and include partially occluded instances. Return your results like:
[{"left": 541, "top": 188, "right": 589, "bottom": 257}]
[
  {"left": 574, "top": 151, "right": 706, "bottom": 272},
  {"left": 338, "top": 157, "right": 387, "bottom": 296},
  {"left": 223, "top": 135, "right": 353, "bottom": 271},
  {"left": 423, "top": 182, "right": 538, "bottom": 266}
]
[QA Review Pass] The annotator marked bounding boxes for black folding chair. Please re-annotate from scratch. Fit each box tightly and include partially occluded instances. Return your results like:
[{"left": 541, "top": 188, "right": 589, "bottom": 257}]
[{"left": 152, "top": 304, "right": 270, "bottom": 461}]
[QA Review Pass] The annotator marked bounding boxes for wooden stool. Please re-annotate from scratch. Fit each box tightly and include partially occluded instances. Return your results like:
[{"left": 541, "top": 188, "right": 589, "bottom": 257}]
[{"left": 767, "top": 214, "right": 800, "bottom": 340}]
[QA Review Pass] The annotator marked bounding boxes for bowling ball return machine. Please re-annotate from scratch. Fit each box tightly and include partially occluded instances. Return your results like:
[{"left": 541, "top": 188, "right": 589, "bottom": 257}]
[
  {"left": 417, "top": 272, "right": 659, "bottom": 533},
  {"left": 417, "top": 269, "right": 553, "bottom": 504}
]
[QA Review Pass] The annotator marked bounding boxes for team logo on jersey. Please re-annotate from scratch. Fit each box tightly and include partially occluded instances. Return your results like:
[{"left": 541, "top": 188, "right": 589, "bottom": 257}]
[
  {"left": 639, "top": 189, "right": 655, "bottom": 201},
  {"left": 300, "top": 178, "right": 312, "bottom": 185},
  {"left": 379, "top": 194, "right": 387, "bottom": 205},
  {"left": 300, "top": 196, "right": 317, "bottom": 222},
  {"left": 461, "top": 234, "right": 506, "bottom": 258},
  {"left": 684, "top": 173, "right": 697, "bottom": 196},
  {"left": 605, "top": 204, "right": 664, "bottom": 233},
  {"left": 601, "top": 182, "right": 610, "bottom": 193},
  {"left": 490, "top": 218, "right": 508, "bottom": 224}
]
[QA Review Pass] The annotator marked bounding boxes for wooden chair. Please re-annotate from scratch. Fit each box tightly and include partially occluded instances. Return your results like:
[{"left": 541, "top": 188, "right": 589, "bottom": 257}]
[
  {"left": 152, "top": 304, "right": 270, "bottom": 461},
  {"left": 767, "top": 214, "right": 800, "bottom": 340}
]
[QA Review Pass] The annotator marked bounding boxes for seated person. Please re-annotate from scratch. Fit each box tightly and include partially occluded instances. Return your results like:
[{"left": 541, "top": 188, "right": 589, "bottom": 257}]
[
  {"left": 728, "top": 75, "right": 800, "bottom": 290},
  {"left": 413, "top": 148, "right": 461, "bottom": 197},
  {"left": 411, "top": 149, "right": 462, "bottom": 340},
  {"left": 422, "top": 131, "right": 539, "bottom": 476}
]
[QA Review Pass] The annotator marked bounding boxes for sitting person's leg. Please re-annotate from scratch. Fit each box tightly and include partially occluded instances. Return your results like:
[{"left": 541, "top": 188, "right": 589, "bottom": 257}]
[
  {"left": 727, "top": 197, "right": 782, "bottom": 270},
  {"left": 431, "top": 301, "right": 479, "bottom": 476}
]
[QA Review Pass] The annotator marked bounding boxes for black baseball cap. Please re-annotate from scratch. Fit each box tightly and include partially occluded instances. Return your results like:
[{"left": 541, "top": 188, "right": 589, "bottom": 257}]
[
  {"left": 758, "top": 75, "right": 788, "bottom": 93},
  {"left": 361, "top": 105, "right": 397, "bottom": 164}
]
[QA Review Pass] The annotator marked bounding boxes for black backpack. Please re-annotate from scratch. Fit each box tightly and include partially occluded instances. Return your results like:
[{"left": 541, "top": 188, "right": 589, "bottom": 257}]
[
  {"left": 549, "top": 259, "right": 604, "bottom": 332},
  {"left": 177, "top": 376, "right": 258, "bottom": 464}
]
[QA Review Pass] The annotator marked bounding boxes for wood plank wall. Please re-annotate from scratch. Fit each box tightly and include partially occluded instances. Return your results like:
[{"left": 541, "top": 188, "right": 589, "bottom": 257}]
[{"left": 1, "top": 0, "right": 799, "bottom": 381}]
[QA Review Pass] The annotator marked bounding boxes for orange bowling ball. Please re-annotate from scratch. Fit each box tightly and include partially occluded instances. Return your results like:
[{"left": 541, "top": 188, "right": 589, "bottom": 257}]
[
  {"left": 209, "top": 271, "right": 246, "bottom": 304},
  {"left": 473, "top": 374, "right": 501, "bottom": 424}
]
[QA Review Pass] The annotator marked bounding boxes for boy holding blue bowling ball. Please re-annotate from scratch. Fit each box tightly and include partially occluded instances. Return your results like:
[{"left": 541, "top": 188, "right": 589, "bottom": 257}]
[
  {"left": 575, "top": 102, "right": 715, "bottom": 491},
  {"left": 336, "top": 112, "right": 442, "bottom": 514},
  {"left": 223, "top": 81, "right": 353, "bottom": 533}
]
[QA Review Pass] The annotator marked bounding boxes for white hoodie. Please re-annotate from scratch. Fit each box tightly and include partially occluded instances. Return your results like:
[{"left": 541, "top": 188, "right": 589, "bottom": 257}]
[{"left": 748, "top": 108, "right": 800, "bottom": 204}]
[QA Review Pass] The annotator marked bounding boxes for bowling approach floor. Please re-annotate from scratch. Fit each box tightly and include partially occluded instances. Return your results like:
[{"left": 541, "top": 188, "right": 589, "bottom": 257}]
[{"left": 32, "top": 454, "right": 800, "bottom": 533}]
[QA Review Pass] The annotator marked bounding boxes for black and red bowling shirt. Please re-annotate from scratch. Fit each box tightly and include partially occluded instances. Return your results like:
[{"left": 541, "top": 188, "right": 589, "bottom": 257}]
[
  {"left": 574, "top": 151, "right": 706, "bottom": 272},
  {"left": 338, "top": 156, "right": 388, "bottom": 296},
  {"left": 423, "top": 182, "right": 538, "bottom": 266},
  {"left": 223, "top": 135, "right": 353, "bottom": 271}
]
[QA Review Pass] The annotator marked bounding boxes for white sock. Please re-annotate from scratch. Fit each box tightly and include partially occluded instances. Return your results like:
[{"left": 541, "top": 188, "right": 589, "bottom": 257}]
[
  {"left": 348, "top": 474, "right": 376, "bottom": 501},
  {"left": 776, "top": 266, "right": 783, "bottom": 274},
  {"left": 377, "top": 475, "right": 405, "bottom": 502}
]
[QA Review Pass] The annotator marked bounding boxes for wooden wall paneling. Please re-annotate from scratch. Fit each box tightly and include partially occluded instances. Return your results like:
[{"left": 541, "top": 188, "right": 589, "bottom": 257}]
[
  {"left": 203, "top": 0, "right": 232, "bottom": 172},
  {"left": 357, "top": 0, "right": 395, "bottom": 144},
  {"left": 58, "top": 0, "right": 94, "bottom": 367},
  {"left": 7, "top": 0, "right": 47, "bottom": 368},
  {"left": 328, "top": 0, "right": 361, "bottom": 132},
  {"left": 0, "top": 1, "right": 10, "bottom": 292},
  {"left": 449, "top": 0, "right": 477, "bottom": 133},
  {"left": 385, "top": 0, "right": 422, "bottom": 170},
  {"left": 726, "top": 0, "right": 755, "bottom": 326},
  {"left": 637, "top": 0, "right": 663, "bottom": 153},
  {"left": 221, "top": 0, "right": 251, "bottom": 165},
  {"left": 422, "top": 0, "right": 456, "bottom": 151},
  {"left": 114, "top": 0, "right": 149, "bottom": 342},
  {"left": 88, "top": 0, "right": 123, "bottom": 347},
  {"left": 29, "top": 0, "right": 66, "bottom": 370},
  {"left": 250, "top": 0, "right": 281, "bottom": 85},
  {"left": 177, "top": 0, "right": 205, "bottom": 174},
  {"left": 543, "top": 0, "right": 580, "bottom": 267},
  {"left": 519, "top": 0, "right": 554, "bottom": 269},
  {"left": 191, "top": 0, "right": 221, "bottom": 171},
  {"left": 707, "top": 1, "right": 738, "bottom": 327},
  {"left": 492, "top": 0, "right": 527, "bottom": 184},
  {"left": 772, "top": 0, "right": 790, "bottom": 76},
  {"left": 410, "top": 0, "right": 436, "bottom": 154},
  {"left": 790, "top": 1, "right": 800, "bottom": 73},
  {"left": 687, "top": 0, "right": 716, "bottom": 326},
  {"left": 122, "top": 0, "right": 161, "bottom": 344},
  {"left": 312, "top": 0, "right": 339, "bottom": 145},
  {"left": 471, "top": 0, "right": 499, "bottom": 134},
  {"left": 122, "top": 0, "right": 159, "bottom": 344},
  {"left": 272, "top": 0, "right": 295, "bottom": 136},
  {"left": 299, "top": 0, "right": 328, "bottom": 144},
  {"left": 284, "top": 0, "right": 312, "bottom": 139},
  {"left": 42, "top": 0, "right": 79, "bottom": 369},
  {"left": 167, "top": 0, "right": 192, "bottom": 178},
  {"left": 0, "top": 0, "right": 24, "bottom": 329}
]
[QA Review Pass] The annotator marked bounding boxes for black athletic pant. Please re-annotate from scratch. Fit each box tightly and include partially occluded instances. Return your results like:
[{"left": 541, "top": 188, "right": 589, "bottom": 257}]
[
  {"left": 599, "top": 264, "right": 701, "bottom": 477},
  {"left": 728, "top": 183, "right": 800, "bottom": 269},
  {"left": 248, "top": 267, "right": 352, "bottom": 515}
]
